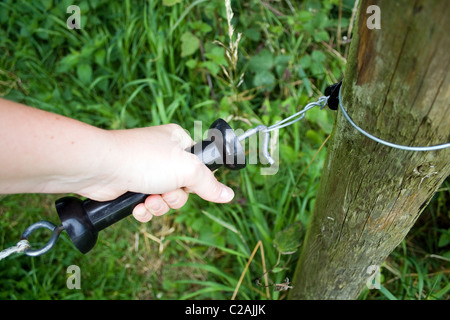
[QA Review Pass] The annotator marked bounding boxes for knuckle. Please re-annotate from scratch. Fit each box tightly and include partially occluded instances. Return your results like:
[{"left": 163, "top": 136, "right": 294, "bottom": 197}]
[
  {"left": 166, "top": 123, "right": 183, "bottom": 131},
  {"left": 182, "top": 153, "right": 204, "bottom": 178},
  {"left": 163, "top": 190, "right": 188, "bottom": 209},
  {"left": 168, "top": 124, "right": 193, "bottom": 148},
  {"left": 145, "top": 196, "right": 169, "bottom": 216}
]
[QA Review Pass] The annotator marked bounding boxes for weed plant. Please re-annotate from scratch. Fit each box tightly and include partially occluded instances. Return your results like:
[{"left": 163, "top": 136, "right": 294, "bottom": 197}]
[{"left": 0, "top": 0, "right": 448, "bottom": 300}]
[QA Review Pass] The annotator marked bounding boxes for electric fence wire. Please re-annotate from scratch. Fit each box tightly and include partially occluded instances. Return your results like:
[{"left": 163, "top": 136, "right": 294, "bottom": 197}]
[
  {"left": 338, "top": 85, "right": 450, "bottom": 152},
  {"left": 247, "top": 85, "right": 449, "bottom": 166},
  {"left": 265, "top": 96, "right": 329, "bottom": 132}
]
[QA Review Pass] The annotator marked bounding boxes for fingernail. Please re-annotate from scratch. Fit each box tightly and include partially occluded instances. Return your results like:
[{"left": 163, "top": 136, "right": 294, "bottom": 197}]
[{"left": 220, "top": 186, "right": 234, "bottom": 202}]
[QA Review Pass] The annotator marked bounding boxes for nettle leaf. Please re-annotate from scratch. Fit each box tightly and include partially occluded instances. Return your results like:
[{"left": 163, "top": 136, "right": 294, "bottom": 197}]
[
  {"left": 314, "top": 30, "right": 330, "bottom": 42},
  {"left": 299, "top": 55, "right": 312, "bottom": 69},
  {"left": 181, "top": 32, "right": 200, "bottom": 57},
  {"left": 253, "top": 70, "right": 275, "bottom": 90},
  {"left": 205, "top": 46, "right": 227, "bottom": 66},
  {"left": 200, "top": 61, "right": 220, "bottom": 75},
  {"left": 244, "top": 28, "right": 261, "bottom": 42},
  {"left": 248, "top": 49, "right": 274, "bottom": 72},
  {"left": 311, "top": 50, "right": 326, "bottom": 63},
  {"left": 185, "top": 59, "right": 198, "bottom": 69},
  {"left": 191, "top": 21, "right": 212, "bottom": 34},
  {"left": 273, "top": 222, "right": 303, "bottom": 255},
  {"left": 275, "top": 55, "right": 292, "bottom": 77},
  {"left": 296, "top": 11, "right": 314, "bottom": 22},
  {"left": 311, "top": 61, "right": 325, "bottom": 76}
]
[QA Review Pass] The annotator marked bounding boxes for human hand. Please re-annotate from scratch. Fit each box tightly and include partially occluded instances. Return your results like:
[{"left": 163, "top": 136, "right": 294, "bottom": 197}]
[
  {"left": 0, "top": 98, "right": 232, "bottom": 222},
  {"left": 76, "top": 124, "right": 235, "bottom": 223}
]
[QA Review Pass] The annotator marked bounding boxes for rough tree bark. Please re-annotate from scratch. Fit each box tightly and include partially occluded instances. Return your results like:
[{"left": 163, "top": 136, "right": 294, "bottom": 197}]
[{"left": 289, "top": 0, "right": 450, "bottom": 299}]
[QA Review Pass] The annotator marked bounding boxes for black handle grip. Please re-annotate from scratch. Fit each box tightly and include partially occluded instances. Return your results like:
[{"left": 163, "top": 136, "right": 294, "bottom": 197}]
[{"left": 55, "top": 119, "right": 246, "bottom": 254}]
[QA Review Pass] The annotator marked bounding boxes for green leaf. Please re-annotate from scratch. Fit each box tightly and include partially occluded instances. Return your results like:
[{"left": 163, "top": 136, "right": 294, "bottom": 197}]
[
  {"left": 274, "top": 55, "right": 291, "bottom": 67},
  {"left": 180, "top": 32, "right": 200, "bottom": 57},
  {"left": 166, "top": 236, "right": 247, "bottom": 258},
  {"left": 185, "top": 59, "right": 197, "bottom": 69},
  {"left": 76, "top": 63, "right": 93, "bottom": 85},
  {"left": 253, "top": 70, "right": 275, "bottom": 90},
  {"left": 432, "top": 282, "right": 450, "bottom": 299},
  {"left": 306, "top": 129, "right": 323, "bottom": 145},
  {"left": 275, "top": 55, "right": 292, "bottom": 77},
  {"left": 438, "top": 230, "right": 450, "bottom": 247},
  {"left": 191, "top": 21, "right": 212, "bottom": 34},
  {"left": 56, "top": 52, "right": 80, "bottom": 73},
  {"left": 273, "top": 222, "right": 303, "bottom": 254},
  {"left": 379, "top": 285, "right": 398, "bottom": 300},
  {"left": 305, "top": 107, "right": 334, "bottom": 134},
  {"left": 205, "top": 46, "right": 227, "bottom": 66},
  {"left": 443, "top": 251, "right": 450, "bottom": 260},
  {"left": 271, "top": 267, "right": 285, "bottom": 273},
  {"left": 296, "top": 11, "right": 314, "bottom": 22},
  {"left": 200, "top": 61, "right": 220, "bottom": 75},
  {"left": 311, "top": 61, "right": 325, "bottom": 75},
  {"left": 299, "top": 55, "right": 312, "bottom": 69},
  {"left": 163, "top": 0, "right": 182, "bottom": 6},
  {"left": 201, "top": 210, "right": 239, "bottom": 234},
  {"left": 279, "top": 144, "right": 297, "bottom": 163},
  {"left": 314, "top": 30, "right": 330, "bottom": 42},
  {"left": 248, "top": 49, "right": 274, "bottom": 72},
  {"left": 311, "top": 50, "right": 326, "bottom": 62},
  {"left": 244, "top": 28, "right": 261, "bottom": 41},
  {"left": 94, "top": 49, "right": 106, "bottom": 66}
]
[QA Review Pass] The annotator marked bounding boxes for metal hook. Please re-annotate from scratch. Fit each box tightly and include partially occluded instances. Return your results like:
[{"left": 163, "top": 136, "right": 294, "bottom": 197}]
[
  {"left": 21, "top": 221, "right": 64, "bottom": 257},
  {"left": 236, "top": 96, "right": 330, "bottom": 166},
  {"left": 237, "top": 125, "right": 275, "bottom": 165}
]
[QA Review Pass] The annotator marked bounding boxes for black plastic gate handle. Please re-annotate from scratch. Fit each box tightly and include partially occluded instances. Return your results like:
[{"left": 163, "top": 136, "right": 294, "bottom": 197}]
[{"left": 55, "top": 119, "right": 246, "bottom": 254}]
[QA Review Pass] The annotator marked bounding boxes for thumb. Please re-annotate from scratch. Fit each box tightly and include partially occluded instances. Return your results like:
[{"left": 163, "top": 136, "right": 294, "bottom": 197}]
[{"left": 184, "top": 164, "right": 235, "bottom": 203}]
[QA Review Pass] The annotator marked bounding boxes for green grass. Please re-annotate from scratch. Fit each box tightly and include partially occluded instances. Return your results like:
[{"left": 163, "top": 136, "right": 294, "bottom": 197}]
[{"left": 0, "top": 0, "right": 448, "bottom": 300}]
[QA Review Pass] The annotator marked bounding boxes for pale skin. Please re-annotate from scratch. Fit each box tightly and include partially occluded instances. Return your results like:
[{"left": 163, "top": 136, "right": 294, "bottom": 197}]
[{"left": 0, "top": 98, "right": 235, "bottom": 222}]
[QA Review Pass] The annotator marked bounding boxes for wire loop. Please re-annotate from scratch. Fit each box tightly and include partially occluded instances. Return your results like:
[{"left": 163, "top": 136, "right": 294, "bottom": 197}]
[
  {"left": 21, "top": 221, "right": 64, "bottom": 257},
  {"left": 238, "top": 96, "right": 329, "bottom": 165}
]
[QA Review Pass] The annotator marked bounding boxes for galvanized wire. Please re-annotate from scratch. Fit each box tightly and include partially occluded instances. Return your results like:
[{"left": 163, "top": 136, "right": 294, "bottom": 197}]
[
  {"left": 237, "top": 96, "right": 329, "bottom": 165},
  {"left": 338, "top": 85, "right": 450, "bottom": 152},
  {"left": 265, "top": 96, "right": 329, "bottom": 132}
]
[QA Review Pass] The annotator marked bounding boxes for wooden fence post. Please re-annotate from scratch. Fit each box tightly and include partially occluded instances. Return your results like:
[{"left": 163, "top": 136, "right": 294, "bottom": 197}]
[{"left": 289, "top": 0, "right": 450, "bottom": 299}]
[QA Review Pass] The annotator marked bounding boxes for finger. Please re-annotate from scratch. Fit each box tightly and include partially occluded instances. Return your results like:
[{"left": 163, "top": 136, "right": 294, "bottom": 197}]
[
  {"left": 144, "top": 194, "right": 170, "bottom": 216},
  {"left": 132, "top": 203, "right": 153, "bottom": 223},
  {"left": 161, "top": 188, "right": 189, "bottom": 209},
  {"left": 183, "top": 159, "right": 235, "bottom": 203}
]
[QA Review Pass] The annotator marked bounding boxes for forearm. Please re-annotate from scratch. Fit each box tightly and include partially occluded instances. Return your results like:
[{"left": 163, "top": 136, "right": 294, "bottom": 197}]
[
  {"left": 0, "top": 98, "right": 234, "bottom": 216},
  {"left": 0, "top": 98, "right": 113, "bottom": 195}
]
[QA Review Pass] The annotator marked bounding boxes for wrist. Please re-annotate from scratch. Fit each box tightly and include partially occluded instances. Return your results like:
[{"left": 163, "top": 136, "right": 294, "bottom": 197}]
[
  {"left": 66, "top": 128, "right": 127, "bottom": 200},
  {"left": 37, "top": 126, "right": 122, "bottom": 200}
]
